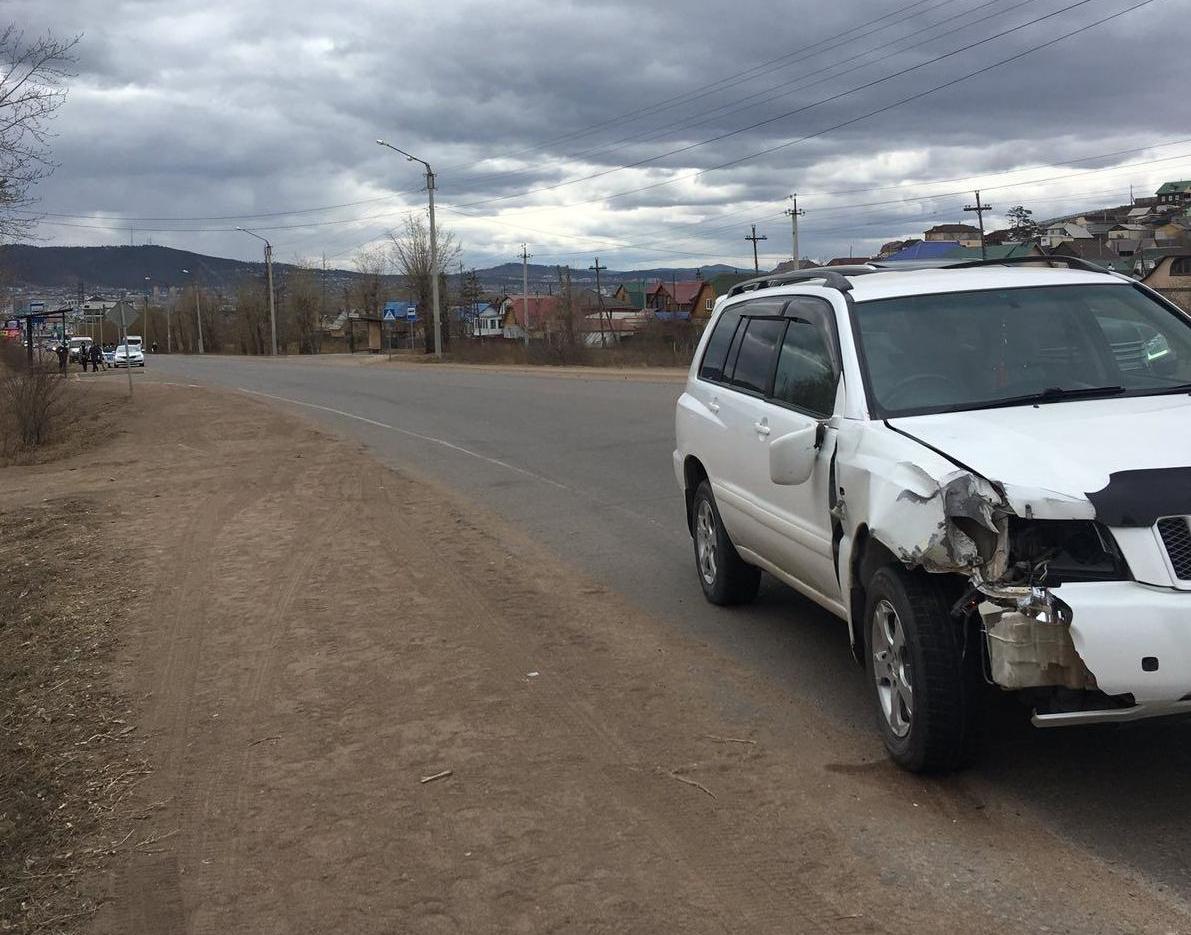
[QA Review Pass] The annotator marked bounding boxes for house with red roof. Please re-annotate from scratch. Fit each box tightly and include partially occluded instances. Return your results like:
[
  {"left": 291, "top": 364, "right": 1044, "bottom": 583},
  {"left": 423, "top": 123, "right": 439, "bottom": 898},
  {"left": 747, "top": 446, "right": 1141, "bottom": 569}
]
[
  {"left": 499, "top": 294, "right": 560, "bottom": 339},
  {"left": 645, "top": 280, "right": 717, "bottom": 321}
]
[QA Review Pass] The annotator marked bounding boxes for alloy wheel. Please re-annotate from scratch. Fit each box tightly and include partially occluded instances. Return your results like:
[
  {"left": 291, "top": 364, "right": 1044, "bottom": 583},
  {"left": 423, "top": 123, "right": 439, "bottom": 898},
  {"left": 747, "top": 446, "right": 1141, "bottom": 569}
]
[
  {"left": 871, "top": 598, "right": 913, "bottom": 738},
  {"left": 695, "top": 499, "right": 718, "bottom": 586}
]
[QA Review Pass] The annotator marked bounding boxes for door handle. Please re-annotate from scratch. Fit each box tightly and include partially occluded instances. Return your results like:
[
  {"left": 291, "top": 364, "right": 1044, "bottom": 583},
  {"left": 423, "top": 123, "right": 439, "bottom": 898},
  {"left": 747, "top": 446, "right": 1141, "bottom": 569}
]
[
  {"left": 708, "top": 398, "right": 720, "bottom": 414},
  {"left": 753, "top": 420, "right": 771, "bottom": 437}
]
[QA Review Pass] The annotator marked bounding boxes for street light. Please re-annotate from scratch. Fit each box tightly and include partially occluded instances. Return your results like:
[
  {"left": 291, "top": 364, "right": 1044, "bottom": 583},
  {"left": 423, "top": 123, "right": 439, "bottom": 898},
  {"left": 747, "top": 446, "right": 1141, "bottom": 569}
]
[
  {"left": 143, "top": 275, "right": 151, "bottom": 351},
  {"left": 180, "top": 268, "right": 204, "bottom": 354},
  {"left": 236, "top": 227, "right": 278, "bottom": 356},
  {"left": 377, "top": 138, "right": 441, "bottom": 358}
]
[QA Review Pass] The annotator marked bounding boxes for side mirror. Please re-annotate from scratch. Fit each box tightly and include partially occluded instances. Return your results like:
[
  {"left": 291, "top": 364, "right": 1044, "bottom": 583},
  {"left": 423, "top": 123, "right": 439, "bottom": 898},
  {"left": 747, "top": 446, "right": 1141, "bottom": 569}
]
[{"left": 769, "top": 423, "right": 823, "bottom": 486}]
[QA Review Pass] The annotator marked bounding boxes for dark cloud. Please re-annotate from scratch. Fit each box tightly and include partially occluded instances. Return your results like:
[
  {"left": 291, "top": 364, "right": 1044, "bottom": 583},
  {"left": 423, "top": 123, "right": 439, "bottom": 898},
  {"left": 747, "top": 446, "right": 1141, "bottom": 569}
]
[{"left": 12, "top": 0, "right": 1190, "bottom": 269}]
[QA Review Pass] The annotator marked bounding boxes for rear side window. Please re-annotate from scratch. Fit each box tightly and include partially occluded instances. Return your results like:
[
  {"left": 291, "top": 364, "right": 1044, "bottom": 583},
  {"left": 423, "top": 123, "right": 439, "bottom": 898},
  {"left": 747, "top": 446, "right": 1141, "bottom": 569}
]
[
  {"left": 698, "top": 307, "right": 741, "bottom": 382},
  {"left": 698, "top": 296, "right": 788, "bottom": 384},
  {"left": 731, "top": 318, "right": 785, "bottom": 394}
]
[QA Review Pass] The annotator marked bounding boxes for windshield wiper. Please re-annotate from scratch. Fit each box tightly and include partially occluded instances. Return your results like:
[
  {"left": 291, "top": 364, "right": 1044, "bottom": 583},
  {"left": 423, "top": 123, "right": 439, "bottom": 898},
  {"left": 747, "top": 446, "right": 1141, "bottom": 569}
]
[
  {"left": 1147, "top": 382, "right": 1191, "bottom": 395},
  {"left": 985, "top": 385, "right": 1126, "bottom": 408}
]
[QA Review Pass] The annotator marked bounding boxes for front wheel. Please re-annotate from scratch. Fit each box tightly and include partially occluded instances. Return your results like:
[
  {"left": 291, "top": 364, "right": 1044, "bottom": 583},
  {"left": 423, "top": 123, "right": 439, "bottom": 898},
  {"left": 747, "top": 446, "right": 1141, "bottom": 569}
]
[
  {"left": 864, "top": 566, "right": 982, "bottom": 772},
  {"left": 691, "top": 480, "right": 760, "bottom": 606}
]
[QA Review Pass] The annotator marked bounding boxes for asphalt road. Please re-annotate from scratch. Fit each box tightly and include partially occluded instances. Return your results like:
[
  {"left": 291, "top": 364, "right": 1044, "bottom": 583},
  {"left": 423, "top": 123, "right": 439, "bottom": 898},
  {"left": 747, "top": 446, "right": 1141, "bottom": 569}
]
[{"left": 151, "top": 353, "right": 1191, "bottom": 903}]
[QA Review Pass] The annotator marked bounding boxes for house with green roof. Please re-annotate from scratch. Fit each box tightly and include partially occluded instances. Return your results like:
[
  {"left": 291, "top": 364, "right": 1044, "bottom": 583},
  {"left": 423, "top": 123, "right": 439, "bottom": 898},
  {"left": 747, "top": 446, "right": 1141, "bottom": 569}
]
[
  {"left": 1156, "top": 181, "right": 1191, "bottom": 208},
  {"left": 940, "top": 242, "right": 1045, "bottom": 260}
]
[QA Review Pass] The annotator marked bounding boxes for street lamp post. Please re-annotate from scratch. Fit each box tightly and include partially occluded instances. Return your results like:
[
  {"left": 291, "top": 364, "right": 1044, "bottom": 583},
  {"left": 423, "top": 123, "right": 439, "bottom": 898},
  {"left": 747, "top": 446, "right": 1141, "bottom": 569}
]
[
  {"left": 143, "top": 275, "right": 151, "bottom": 350},
  {"left": 237, "top": 227, "right": 278, "bottom": 356},
  {"left": 181, "top": 269, "right": 205, "bottom": 353},
  {"left": 377, "top": 139, "right": 441, "bottom": 358}
]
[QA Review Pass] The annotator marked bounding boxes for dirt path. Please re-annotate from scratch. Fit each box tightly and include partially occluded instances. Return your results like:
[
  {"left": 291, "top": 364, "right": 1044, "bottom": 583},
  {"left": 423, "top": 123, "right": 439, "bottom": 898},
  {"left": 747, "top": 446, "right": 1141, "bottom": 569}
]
[{"left": 3, "top": 382, "right": 1187, "bottom": 934}]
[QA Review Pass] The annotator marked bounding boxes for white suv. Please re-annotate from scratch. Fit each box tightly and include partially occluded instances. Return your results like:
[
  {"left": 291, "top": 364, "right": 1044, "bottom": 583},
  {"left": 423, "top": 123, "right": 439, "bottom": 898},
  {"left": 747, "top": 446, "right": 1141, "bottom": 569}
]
[{"left": 674, "top": 258, "right": 1191, "bottom": 771}]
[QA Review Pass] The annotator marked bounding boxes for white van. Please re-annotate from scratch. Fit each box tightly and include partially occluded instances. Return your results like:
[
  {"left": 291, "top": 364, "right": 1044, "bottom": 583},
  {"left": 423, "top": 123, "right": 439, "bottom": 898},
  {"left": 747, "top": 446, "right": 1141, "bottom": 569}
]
[{"left": 67, "top": 336, "right": 93, "bottom": 362}]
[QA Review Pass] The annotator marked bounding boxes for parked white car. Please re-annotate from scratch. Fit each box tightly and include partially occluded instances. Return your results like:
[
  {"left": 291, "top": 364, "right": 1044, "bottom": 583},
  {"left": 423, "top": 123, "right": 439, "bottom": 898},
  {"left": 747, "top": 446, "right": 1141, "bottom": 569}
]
[
  {"left": 675, "top": 258, "right": 1191, "bottom": 771},
  {"left": 112, "top": 344, "right": 145, "bottom": 368}
]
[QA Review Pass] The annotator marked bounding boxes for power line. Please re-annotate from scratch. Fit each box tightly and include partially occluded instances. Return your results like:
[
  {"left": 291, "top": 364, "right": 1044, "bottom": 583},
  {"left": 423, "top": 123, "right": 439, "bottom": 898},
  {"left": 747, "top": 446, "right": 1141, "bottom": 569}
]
[
  {"left": 452, "top": 0, "right": 1022, "bottom": 195},
  {"left": 450, "top": 0, "right": 1107, "bottom": 210}
]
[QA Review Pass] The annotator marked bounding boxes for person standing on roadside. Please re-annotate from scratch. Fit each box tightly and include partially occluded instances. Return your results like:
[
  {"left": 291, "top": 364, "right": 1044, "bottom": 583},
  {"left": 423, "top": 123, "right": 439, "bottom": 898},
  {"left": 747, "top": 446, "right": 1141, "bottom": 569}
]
[
  {"left": 90, "top": 343, "right": 102, "bottom": 372},
  {"left": 55, "top": 344, "right": 67, "bottom": 374},
  {"left": 79, "top": 345, "right": 89, "bottom": 372}
]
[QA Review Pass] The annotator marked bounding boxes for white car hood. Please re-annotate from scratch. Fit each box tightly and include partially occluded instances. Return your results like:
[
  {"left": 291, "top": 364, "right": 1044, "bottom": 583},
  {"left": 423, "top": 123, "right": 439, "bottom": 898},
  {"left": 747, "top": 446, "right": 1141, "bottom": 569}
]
[{"left": 888, "top": 394, "right": 1191, "bottom": 517}]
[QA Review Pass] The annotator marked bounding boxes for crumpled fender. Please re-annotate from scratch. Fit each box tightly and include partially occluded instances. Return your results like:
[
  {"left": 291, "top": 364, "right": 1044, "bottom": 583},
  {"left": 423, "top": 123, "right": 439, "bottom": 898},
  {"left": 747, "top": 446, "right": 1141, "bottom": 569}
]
[{"left": 836, "top": 423, "right": 1011, "bottom": 582}]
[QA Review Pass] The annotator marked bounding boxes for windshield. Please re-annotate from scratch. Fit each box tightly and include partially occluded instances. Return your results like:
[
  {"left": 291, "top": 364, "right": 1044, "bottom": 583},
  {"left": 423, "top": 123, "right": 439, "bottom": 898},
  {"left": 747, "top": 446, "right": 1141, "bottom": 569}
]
[{"left": 852, "top": 283, "right": 1191, "bottom": 416}]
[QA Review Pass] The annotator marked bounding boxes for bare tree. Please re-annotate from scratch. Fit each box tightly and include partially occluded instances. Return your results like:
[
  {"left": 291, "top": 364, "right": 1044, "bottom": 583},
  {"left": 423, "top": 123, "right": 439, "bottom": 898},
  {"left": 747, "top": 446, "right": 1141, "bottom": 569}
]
[
  {"left": 287, "top": 265, "right": 323, "bottom": 354},
  {"left": 388, "top": 213, "right": 461, "bottom": 353},
  {"left": 0, "top": 27, "right": 79, "bottom": 240}
]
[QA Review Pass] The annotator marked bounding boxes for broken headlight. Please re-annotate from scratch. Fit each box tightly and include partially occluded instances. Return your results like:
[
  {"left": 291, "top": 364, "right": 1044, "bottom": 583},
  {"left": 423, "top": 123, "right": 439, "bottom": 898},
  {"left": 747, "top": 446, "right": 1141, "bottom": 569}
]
[{"left": 1005, "top": 518, "right": 1130, "bottom": 585}]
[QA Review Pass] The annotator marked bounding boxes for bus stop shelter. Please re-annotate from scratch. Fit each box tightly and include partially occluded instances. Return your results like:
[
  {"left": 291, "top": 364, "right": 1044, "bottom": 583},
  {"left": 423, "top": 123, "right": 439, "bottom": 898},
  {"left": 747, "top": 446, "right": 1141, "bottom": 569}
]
[{"left": 3, "top": 306, "right": 72, "bottom": 363}]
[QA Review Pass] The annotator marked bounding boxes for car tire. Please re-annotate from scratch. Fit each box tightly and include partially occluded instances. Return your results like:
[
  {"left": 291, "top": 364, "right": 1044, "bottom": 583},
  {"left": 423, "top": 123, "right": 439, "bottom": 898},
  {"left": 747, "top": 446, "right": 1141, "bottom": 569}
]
[
  {"left": 864, "top": 565, "right": 983, "bottom": 773},
  {"left": 691, "top": 480, "right": 761, "bottom": 606}
]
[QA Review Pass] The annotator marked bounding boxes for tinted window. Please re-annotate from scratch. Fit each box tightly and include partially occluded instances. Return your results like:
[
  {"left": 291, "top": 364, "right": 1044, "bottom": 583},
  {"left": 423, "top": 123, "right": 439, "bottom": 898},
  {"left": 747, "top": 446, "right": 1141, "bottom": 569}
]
[
  {"left": 698, "top": 307, "right": 741, "bottom": 381},
  {"left": 730, "top": 318, "right": 785, "bottom": 394},
  {"left": 773, "top": 320, "right": 837, "bottom": 415}
]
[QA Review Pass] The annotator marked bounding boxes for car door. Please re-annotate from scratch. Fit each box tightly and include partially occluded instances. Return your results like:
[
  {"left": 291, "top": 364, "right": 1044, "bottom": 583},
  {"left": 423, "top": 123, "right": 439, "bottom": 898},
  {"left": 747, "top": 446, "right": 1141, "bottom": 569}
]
[
  {"left": 689, "top": 297, "right": 789, "bottom": 550},
  {"left": 748, "top": 297, "right": 843, "bottom": 604}
]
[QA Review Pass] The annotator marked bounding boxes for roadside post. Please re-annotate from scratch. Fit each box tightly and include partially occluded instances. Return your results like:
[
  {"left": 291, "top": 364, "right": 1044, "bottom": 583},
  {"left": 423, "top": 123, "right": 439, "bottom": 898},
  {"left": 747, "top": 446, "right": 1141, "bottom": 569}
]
[
  {"left": 107, "top": 298, "right": 134, "bottom": 397},
  {"left": 119, "top": 300, "right": 133, "bottom": 396}
]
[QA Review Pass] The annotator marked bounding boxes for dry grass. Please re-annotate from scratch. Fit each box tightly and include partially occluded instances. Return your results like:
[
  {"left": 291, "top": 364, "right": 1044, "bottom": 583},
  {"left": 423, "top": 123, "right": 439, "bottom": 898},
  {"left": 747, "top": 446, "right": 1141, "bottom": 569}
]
[
  {"left": 448, "top": 324, "right": 701, "bottom": 369},
  {"left": 0, "top": 499, "right": 148, "bottom": 934}
]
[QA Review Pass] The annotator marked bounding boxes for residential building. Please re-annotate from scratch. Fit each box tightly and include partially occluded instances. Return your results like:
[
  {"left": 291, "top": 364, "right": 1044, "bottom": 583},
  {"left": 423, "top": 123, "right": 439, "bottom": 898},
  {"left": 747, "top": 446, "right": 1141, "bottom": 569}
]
[
  {"left": 471, "top": 303, "right": 504, "bottom": 337},
  {"left": 1156, "top": 181, "right": 1191, "bottom": 207},
  {"left": 499, "top": 294, "right": 559, "bottom": 339},
  {"left": 1042, "top": 222, "right": 1092, "bottom": 248},
  {"left": 941, "top": 242, "right": 1046, "bottom": 261},
  {"left": 611, "top": 284, "right": 647, "bottom": 309},
  {"left": 883, "top": 240, "right": 962, "bottom": 261},
  {"left": 1050, "top": 239, "right": 1135, "bottom": 274},
  {"left": 1140, "top": 248, "right": 1191, "bottom": 312},
  {"left": 646, "top": 280, "right": 717, "bottom": 320},
  {"left": 924, "top": 223, "right": 981, "bottom": 248},
  {"left": 876, "top": 239, "right": 915, "bottom": 256}
]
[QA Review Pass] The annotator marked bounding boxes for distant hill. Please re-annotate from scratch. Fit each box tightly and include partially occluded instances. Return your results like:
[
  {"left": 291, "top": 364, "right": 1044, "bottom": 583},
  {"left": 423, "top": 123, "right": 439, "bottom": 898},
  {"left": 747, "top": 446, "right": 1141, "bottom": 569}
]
[
  {"left": 0, "top": 244, "right": 305, "bottom": 293},
  {"left": 0, "top": 244, "right": 754, "bottom": 296}
]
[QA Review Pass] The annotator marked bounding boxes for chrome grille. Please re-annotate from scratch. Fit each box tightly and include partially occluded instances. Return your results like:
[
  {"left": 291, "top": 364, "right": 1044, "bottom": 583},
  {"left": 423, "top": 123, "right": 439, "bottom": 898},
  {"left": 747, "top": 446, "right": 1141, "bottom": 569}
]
[{"left": 1157, "top": 516, "right": 1191, "bottom": 580}]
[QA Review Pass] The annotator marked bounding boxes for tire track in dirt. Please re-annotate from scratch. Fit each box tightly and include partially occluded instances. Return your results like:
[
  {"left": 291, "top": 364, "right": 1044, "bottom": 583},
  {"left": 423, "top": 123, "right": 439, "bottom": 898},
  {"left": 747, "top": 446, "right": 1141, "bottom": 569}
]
[
  {"left": 367, "top": 472, "right": 885, "bottom": 935},
  {"left": 108, "top": 418, "right": 307, "bottom": 935}
]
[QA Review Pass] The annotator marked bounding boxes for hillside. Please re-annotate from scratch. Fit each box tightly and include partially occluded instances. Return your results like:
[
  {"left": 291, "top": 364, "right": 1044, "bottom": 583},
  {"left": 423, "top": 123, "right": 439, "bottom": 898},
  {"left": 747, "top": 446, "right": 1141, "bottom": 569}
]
[{"left": 1, "top": 244, "right": 751, "bottom": 295}]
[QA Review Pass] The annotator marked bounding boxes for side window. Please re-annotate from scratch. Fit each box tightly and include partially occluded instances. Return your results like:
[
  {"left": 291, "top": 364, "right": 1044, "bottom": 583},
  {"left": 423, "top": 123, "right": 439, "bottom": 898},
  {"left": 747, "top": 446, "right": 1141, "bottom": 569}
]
[
  {"left": 772, "top": 318, "right": 838, "bottom": 416},
  {"left": 730, "top": 318, "right": 786, "bottom": 394},
  {"left": 698, "top": 307, "right": 742, "bottom": 382}
]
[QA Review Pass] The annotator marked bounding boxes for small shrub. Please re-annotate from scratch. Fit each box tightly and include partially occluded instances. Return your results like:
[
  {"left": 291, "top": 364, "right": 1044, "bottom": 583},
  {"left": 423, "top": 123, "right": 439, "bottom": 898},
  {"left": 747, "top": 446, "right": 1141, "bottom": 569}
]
[{"left": 0, "top": 342, "right": 63, "bottom": 450}]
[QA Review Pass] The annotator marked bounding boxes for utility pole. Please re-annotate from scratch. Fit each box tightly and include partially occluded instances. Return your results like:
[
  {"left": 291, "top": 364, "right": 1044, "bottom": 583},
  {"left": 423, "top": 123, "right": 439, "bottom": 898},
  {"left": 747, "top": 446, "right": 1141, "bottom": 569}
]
[
  {"left": 143, "top": 275, "right": 151, "bottom": 350},
  {"left": 745, "top": 225, "right": 768, "bottom": 274},
  {"left": 964, "top": 190, "right": 992, "bottom": 261},
  {"left": 785, "top": 194, "right": 805, "bottom": 266},
  {"left": 589, "top": 257, "right": 610, "bottom": 347},
  {"left": 181, "top": 268, "right": 204, "bottom": 353},
  {"left": 118, "top": 294, "right": 133, "bottom": 397},
  {"left": 237, "top": 228, "right": 278, "bottom": 355},
  {"left": 377, "top": 140, "right": 441, "bottom": 357},
  {"left": 520, "top": 244, "right": 532, "bottom": 349}
]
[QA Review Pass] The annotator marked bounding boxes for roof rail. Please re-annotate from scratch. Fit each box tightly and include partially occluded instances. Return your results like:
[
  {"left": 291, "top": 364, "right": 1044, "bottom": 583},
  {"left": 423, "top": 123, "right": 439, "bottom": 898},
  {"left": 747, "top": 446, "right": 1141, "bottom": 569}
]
[
  {"left": 943, "top": 255, "right": 1115, "bottom": 274},
  {"left": 726, "top": 265, "right": 875, "bottom": 298}
]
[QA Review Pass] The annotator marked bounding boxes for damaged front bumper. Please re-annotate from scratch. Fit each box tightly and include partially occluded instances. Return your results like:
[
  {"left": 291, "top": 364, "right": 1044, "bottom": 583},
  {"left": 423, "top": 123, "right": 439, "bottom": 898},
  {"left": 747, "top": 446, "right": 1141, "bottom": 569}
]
[{"left": 980, "top": 580, "right": 1191, "bottom": 726}]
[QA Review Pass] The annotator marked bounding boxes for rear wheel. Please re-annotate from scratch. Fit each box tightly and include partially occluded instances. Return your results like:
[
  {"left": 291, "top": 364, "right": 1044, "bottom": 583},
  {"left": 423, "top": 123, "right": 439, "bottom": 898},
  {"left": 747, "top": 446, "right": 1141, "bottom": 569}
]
[
  {"left": 691, "top": 480, "right": 760, "bottom": 606},
  {"left": 864, "top": 566, "right": 982, "bottom": 772}
]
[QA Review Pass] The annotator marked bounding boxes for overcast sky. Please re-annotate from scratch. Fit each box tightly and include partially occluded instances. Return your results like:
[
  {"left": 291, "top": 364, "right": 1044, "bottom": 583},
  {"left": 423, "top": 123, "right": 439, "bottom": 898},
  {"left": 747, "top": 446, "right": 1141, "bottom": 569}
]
[{"left": 12, "top": 0, "right": 1191, "bottom": 271}]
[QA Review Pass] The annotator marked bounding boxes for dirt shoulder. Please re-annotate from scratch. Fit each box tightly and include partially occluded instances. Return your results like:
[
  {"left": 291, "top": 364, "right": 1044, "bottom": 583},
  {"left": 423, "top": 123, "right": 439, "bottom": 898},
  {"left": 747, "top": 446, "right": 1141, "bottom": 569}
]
[{"left": 1, "top": 381, "right": 1187, "bottom": 934}]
